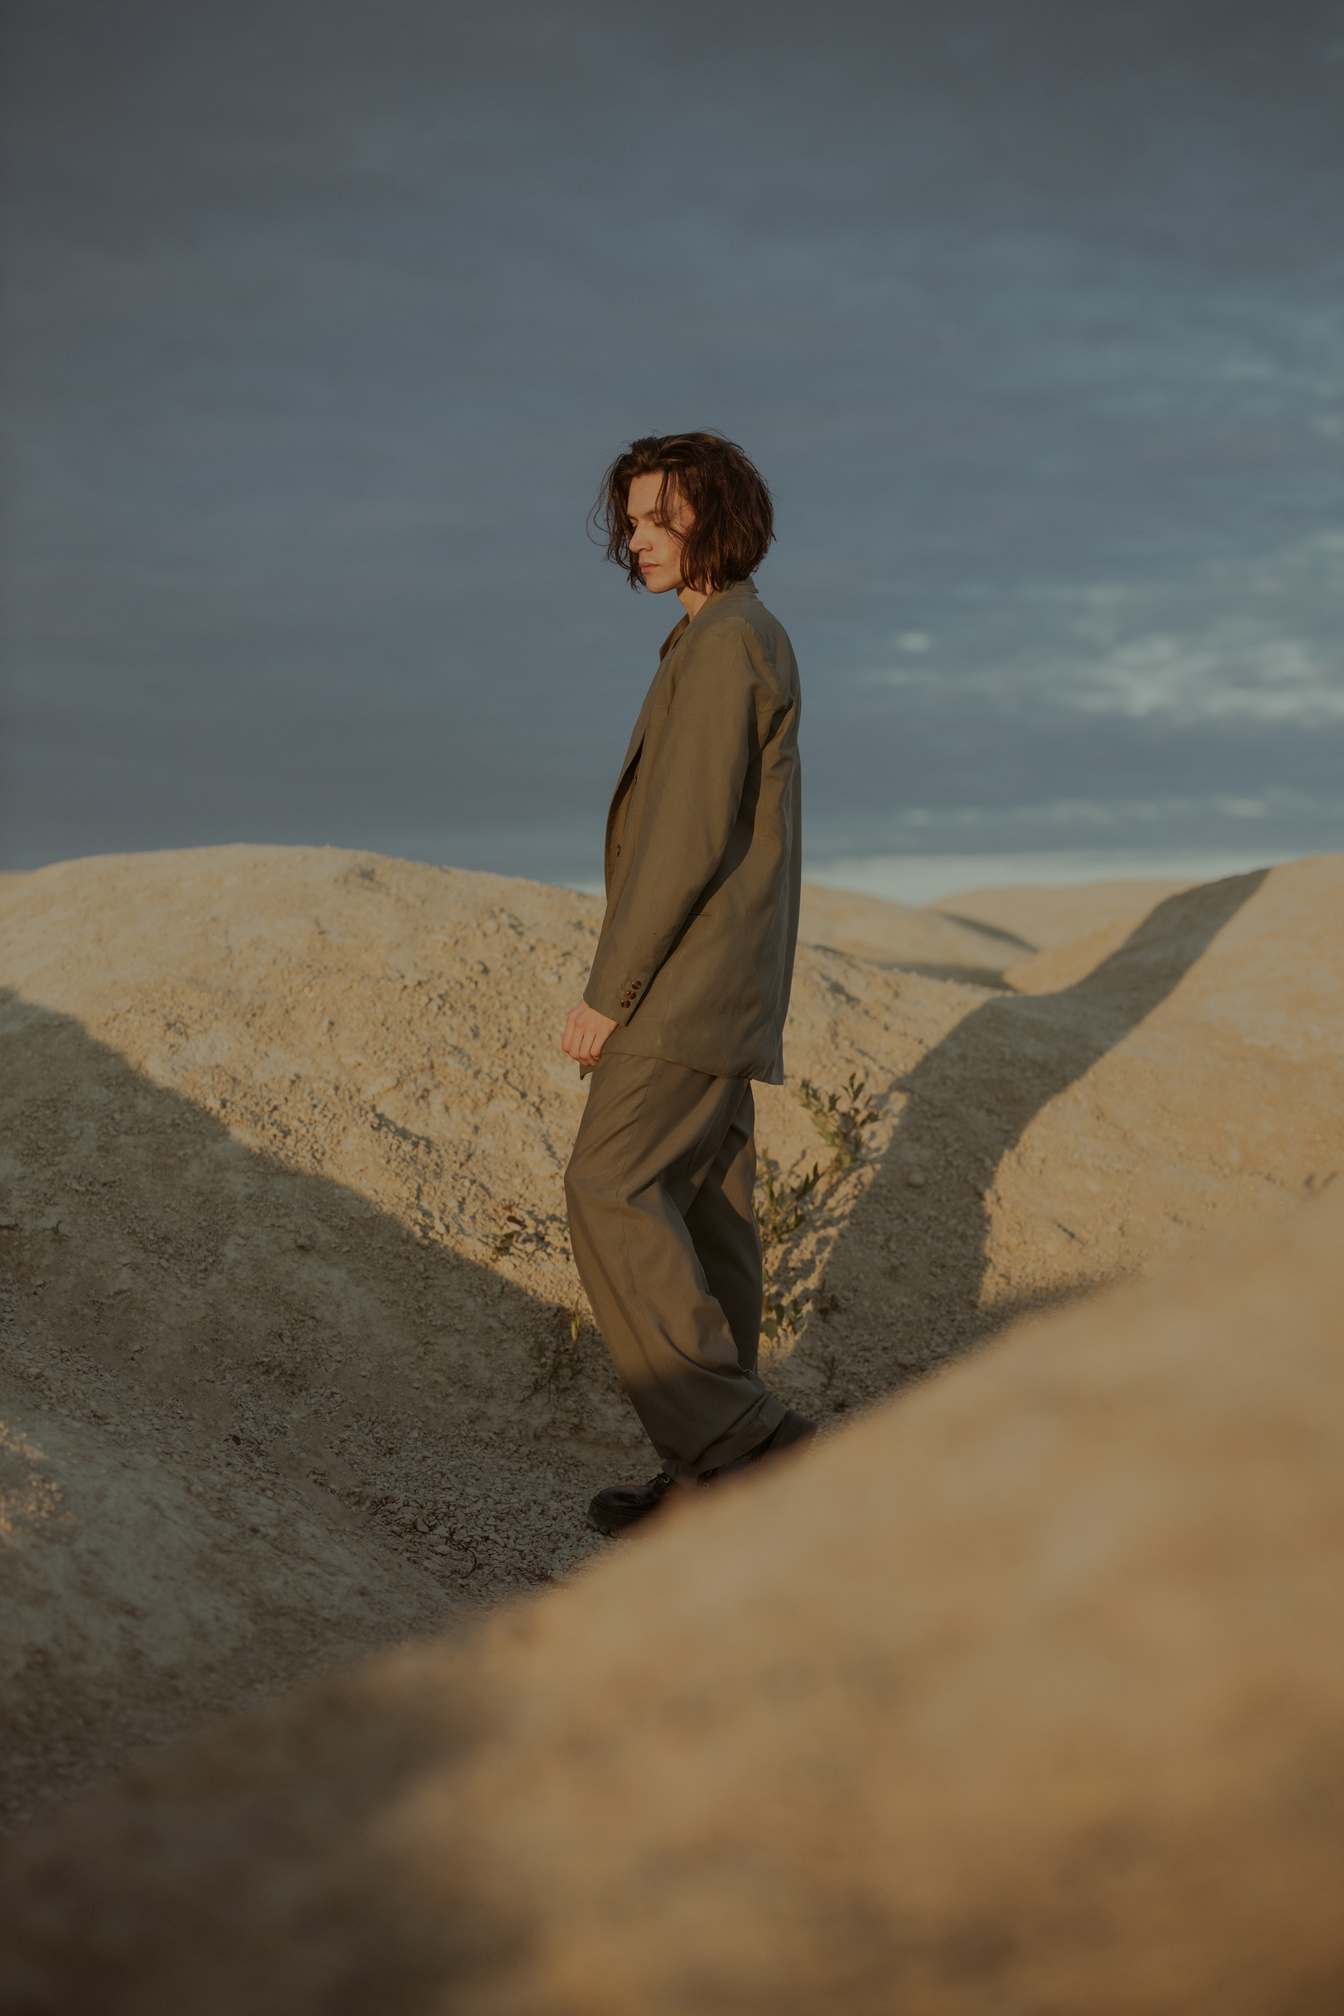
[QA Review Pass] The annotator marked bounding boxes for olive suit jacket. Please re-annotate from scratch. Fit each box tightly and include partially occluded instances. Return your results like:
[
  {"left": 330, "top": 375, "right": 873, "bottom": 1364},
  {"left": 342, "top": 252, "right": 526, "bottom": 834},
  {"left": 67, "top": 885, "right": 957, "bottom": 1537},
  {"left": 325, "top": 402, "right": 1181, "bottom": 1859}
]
[{"left": 583, "top": 577, "right": 802, "bottom": 1085}]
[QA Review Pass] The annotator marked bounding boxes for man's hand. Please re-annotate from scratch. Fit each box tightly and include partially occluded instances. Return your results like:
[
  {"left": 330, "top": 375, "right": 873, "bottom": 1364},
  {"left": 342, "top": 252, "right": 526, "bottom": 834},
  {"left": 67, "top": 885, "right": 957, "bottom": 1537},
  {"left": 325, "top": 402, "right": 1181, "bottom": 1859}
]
[{"left": 562, "top": 998, "right": 618, "bottom": 1067}]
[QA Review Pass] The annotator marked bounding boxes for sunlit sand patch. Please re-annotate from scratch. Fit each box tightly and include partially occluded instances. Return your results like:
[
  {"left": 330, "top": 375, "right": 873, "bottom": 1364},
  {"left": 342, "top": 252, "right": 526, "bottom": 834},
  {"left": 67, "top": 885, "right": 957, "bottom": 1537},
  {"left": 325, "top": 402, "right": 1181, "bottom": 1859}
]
[{"left": 0, "top": 1421, "right": 66, "bottom": 1540}]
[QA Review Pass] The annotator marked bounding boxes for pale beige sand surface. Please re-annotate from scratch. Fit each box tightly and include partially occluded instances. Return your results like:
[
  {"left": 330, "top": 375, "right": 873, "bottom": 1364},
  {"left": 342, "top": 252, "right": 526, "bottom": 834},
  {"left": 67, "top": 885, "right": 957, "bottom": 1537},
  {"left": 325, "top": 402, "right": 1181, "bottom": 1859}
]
[
  {"left": 0, "top": 846, "right": 1340, "bottom": 1846},
  {"left": 799, "top": 874, "right": 1207, "bottom": 983},
  {"left": 797, "top": 880, "right": 1022, "bottom": 981},
  {"left": 931, "top": 875, "right": 1196, "bottom": 951},
  {"left": 1, "top": 1165, "right": 1341, "bottom": 2015}
]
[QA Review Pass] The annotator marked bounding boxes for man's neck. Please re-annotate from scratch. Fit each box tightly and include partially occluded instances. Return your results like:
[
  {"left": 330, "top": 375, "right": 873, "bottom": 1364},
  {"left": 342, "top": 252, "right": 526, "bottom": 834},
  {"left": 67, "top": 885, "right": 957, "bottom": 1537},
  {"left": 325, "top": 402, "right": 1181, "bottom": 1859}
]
[{"left": 677, "top": 582, "right": 713, "bottom": 621}]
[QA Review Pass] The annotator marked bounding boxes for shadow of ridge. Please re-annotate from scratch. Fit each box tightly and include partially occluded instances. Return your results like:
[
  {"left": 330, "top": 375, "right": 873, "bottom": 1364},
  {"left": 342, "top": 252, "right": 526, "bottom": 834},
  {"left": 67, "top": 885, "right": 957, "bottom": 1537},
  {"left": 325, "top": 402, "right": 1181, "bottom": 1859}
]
[
  {"left": 871, "top": 959, "right": 1010, "bottom": 989},
  {"left": 0, "top": 989, "right": 612, "bottom": 1818},
  {"left": 0, "top": 1634, "right": 519, "bottom": 2016},
  {"left": 928, "top": 910, "right": 1038, "bottom": 955},
  {"left": 804, "top": 941, "right": 1012, "bottom": 988},
  {"left": 799, "top": 871, "right": 1270, "bottom": 1396}
]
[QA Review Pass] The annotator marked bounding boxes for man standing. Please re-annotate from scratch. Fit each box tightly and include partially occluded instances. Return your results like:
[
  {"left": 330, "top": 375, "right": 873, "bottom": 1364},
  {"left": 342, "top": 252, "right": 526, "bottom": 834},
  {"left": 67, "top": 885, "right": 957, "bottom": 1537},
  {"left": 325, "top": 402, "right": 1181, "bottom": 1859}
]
[{"left": 562, "top": 432, "right": 815, "bottom": 1536}]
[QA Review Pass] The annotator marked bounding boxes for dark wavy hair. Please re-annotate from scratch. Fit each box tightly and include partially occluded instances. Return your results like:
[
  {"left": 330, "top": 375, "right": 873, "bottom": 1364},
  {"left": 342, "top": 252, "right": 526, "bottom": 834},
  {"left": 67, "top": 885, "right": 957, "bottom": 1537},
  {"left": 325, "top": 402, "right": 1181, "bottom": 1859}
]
[{"left": 593, "top": 432, "right": 775, "bottom": 593}]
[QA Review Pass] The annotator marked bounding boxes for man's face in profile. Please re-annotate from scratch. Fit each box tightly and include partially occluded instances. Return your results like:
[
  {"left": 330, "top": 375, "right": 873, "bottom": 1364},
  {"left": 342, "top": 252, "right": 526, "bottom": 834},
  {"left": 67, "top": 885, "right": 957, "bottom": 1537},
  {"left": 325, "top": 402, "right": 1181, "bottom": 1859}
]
[{"left": 626, "top": 471, "right": 693, "bottom": 596}]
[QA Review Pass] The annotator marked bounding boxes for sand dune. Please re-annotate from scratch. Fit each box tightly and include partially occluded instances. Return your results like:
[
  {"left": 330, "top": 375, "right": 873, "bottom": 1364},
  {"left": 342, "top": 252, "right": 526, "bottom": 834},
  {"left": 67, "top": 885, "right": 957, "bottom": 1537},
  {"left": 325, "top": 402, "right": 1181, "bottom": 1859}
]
[
  {"left": 797, "top": 874, "right": 1196, "bottom": 982},
  {"left": 929, "top": 875, "right": 1197, "bottom": 953},
  {"left": 797, "top": 881, "right": 1026, "bottom": 981},
  {"left": 0, "top": 845, "right": 1340, "bottom": 1867},
  {"left": 1, "top": 1136, "right": 1341, "bottom": 2013}
]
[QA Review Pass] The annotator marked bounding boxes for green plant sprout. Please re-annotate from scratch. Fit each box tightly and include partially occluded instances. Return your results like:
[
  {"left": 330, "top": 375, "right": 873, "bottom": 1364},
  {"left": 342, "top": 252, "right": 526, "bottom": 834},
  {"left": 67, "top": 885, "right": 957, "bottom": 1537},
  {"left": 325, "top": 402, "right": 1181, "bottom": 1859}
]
[
  {"left": 796, "top": 1073, "right": 881, "bottom": 1167},
  {"left": 755, "top": 1073, "right": 883, "bottom": 1344}
]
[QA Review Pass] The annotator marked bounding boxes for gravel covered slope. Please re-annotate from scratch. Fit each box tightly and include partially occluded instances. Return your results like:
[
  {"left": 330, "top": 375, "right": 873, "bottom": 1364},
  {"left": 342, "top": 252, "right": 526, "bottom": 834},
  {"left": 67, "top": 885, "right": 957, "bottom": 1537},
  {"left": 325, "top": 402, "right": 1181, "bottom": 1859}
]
[
  {"left": 2, "top": 1150, "right": 1341, "bottom": 2016},
  {"left": 1, "top": 845, "right": 1339, "bottom": 1827}
]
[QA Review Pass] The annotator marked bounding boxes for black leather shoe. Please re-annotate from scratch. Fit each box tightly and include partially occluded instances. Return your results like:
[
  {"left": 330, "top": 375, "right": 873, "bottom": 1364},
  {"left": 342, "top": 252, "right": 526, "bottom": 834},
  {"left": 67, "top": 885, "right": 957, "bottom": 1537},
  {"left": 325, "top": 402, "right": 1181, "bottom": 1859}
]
[
  {"left": 699, "top": 1408, "right": 818, "bottom": 1484},
  {"left": 587, "top": 1470, "right": 678, "bottom": 1537}
]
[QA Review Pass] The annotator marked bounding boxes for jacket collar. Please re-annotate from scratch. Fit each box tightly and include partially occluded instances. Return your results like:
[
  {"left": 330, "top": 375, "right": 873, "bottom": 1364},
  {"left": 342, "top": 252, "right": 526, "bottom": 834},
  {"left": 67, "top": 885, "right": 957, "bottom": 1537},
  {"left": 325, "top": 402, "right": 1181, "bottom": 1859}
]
[
  {"left": 657, "top": 613, "right": 689, "bottom": 661},
  {"left": 657, "top": 576, "right": 758, "bottom": 660}
]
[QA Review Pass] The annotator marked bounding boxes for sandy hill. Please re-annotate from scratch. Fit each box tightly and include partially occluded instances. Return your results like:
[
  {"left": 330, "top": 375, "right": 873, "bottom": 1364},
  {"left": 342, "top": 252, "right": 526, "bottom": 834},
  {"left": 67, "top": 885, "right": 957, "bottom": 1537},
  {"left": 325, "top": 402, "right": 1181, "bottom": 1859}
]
[
  {"left": 1, "top": 1117, "right": 1341, "bottom": 2015},
  {"left": 0, "top": 845, "right": 1340, "bottom": 1839},
  {"left": 796, "top": 880, "right": 1029, "bottom": 981},
  {"left": 796, "top": 875, "right": 1196, "bottom": 981},
  {"left": 931, "top": 875, "right": 1200, "bottom": 952}
]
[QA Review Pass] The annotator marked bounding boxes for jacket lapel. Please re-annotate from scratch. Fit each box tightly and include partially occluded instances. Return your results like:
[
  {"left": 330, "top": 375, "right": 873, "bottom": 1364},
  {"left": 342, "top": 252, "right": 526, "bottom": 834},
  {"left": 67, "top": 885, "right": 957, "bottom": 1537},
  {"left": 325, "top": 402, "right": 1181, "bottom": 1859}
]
[
  {"left": 601, "top": 613, "right": 692, "bottom": 886},
  {"left": 619, "top": 612, "right": 690, "bottom": 771},
  {"left": 613, "top": 666, "right": 661, "bottom": 787}
]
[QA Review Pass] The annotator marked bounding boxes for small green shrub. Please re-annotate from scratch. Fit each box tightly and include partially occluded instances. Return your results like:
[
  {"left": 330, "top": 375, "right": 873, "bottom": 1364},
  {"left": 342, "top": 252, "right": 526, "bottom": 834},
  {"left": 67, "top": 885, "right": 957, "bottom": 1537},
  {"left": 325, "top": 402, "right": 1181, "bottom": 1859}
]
[
  {"left": 796, "top": 1073, "right": 881, "bottom": 1167},
  {"left": 755, "top": 1074, "right": 882, "bottom": 1345}
]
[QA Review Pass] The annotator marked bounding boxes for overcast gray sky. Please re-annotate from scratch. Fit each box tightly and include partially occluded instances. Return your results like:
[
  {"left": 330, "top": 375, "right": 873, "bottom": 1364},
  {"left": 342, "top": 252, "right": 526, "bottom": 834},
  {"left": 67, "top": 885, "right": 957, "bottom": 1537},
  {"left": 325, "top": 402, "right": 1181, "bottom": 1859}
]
[{"left": 3, "top": 0, "right": 1342, "bottom": 887}]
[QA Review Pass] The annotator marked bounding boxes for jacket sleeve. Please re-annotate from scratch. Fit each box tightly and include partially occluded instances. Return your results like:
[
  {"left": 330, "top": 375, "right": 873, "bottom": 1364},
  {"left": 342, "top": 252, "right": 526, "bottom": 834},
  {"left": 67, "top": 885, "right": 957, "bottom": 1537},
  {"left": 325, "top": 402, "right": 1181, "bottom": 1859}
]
[{"left": 584, "top": 619, "right": 766, "bottom": 1024}]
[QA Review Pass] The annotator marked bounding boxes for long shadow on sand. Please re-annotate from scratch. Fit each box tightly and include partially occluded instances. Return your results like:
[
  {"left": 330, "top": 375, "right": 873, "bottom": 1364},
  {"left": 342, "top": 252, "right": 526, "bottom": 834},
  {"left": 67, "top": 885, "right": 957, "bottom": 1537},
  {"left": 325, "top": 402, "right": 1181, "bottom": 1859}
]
[
  {"left": 799, "top": 871, "right": 1269, "bottom": 1399},
  {"left": 0, "top": 871, "right": 1271, "bottom": 1820},
  {"left": 0, "top": 989, "right": 622, "bottom": 1823}
]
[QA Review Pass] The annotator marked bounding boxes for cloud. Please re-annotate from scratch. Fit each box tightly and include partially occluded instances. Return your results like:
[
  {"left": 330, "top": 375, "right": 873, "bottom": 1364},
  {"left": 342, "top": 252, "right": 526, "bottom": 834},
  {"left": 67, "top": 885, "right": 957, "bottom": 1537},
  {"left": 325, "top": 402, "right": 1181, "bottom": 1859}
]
[
  {"left": 1070, "top": 629, "right": 1344, "bottom": 724},
  {"left": 864, "top": 530, "right": 1344, "bottom": 729}
]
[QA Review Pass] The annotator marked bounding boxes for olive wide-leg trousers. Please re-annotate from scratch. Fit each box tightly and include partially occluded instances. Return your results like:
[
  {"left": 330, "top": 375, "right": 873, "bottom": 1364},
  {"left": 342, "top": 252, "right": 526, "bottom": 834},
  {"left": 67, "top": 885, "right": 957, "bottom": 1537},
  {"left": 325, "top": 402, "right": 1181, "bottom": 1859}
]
[{"left": 564, "top": 1051, "right": 786, "bottom": 1481}]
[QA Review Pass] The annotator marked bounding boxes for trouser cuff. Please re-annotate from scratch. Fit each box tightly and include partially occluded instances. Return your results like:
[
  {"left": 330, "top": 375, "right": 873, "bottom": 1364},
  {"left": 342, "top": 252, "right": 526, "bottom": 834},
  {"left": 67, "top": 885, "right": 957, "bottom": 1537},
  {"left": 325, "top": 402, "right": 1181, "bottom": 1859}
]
[{"left": 663, "top": 1393, "right": 788, "bottom": 1483}]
